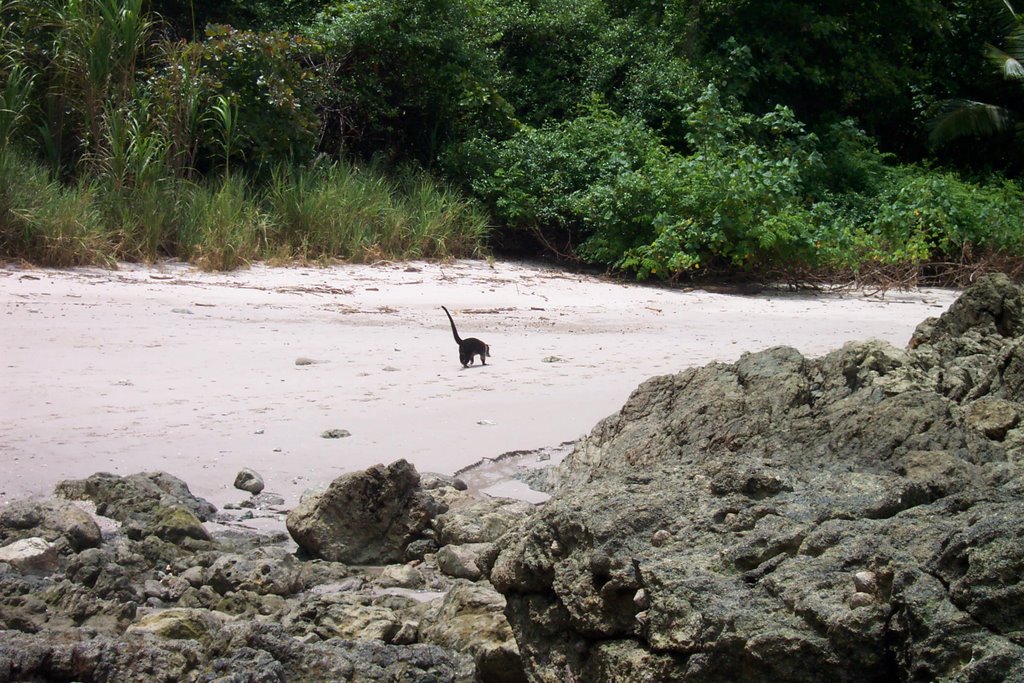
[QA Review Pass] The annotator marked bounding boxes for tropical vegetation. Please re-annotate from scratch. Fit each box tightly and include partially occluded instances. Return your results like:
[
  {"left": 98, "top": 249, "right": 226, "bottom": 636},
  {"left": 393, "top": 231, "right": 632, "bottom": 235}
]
[{"left": 1, "top": 0, "right": 1022, "bottom": 282}]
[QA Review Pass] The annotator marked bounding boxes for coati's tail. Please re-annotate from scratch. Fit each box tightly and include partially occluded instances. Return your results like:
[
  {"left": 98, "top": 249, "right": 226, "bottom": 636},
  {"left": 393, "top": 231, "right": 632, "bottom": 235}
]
[{"left": 441, "top": 306, "right": 462, "bottom": 344}]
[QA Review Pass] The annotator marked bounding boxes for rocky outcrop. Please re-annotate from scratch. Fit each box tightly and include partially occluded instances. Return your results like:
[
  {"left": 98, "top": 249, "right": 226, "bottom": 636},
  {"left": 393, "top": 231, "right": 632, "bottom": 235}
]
[
  {"left": 55, "top": 471, "right": 216, "bottom": 546},
  {"left": 420, "top": 581, "right": 528, "bottom": 683},
  {"left": 56, "top": 471, "right": 217, "bottom": 522},
  {"left": 491, "top": 274, "right": 1024, "bottom": 682},
  {"left": 0, "top": 624, "right": 475, "bottom": 682},
  {"left": 0, "top": 461, "right": 532, "bottom": 682},
  {"left": 286, "top": 459, "right": 440, "bottom": 564}
]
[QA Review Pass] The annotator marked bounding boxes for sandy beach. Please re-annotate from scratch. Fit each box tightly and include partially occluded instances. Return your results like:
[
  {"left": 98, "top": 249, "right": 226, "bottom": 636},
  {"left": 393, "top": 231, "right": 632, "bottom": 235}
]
[{"left": 0, "top": 259, "right": 960, "bottom": 509}]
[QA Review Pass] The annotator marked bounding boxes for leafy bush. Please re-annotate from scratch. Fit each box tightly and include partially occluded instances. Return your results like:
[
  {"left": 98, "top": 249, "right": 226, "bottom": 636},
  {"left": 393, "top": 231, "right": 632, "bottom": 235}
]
[
  {"left": 197, "top": 25, "right": 323, "bottom": 172},
  {"left": 855, "top": 166, "right": 1024, "bottom": 265},
  {"left": 460, "top": 88, "right": 828, "bottom": 278}
]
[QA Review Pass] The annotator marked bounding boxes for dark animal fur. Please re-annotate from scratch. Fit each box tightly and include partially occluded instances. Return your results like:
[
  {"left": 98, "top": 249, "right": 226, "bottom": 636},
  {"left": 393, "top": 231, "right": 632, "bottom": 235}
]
[{"left": 442, "top": 306, "right": 490, "bottom": 367}]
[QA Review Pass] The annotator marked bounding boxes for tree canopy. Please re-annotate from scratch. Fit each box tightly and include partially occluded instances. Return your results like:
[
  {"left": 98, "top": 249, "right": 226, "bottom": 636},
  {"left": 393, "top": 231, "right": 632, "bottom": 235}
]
[{"left": 1, "top": 0, "right": 1022, "bottom": 280}]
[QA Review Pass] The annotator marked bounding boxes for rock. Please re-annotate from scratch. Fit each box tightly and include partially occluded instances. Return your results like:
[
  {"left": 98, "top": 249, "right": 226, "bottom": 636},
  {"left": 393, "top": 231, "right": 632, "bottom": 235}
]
[
  {"left": 0, "top": 499, "right": 101, "bottom": 552},
  {"left": 207, "top": 552, "right": 307, "bottom": 596},
  {"left": 0, "top": 537, "right": 59, "bottom": 573},
  {"left": 320, "top": 603, "right": 403, "bottom": 642},
  {"left": 180, "top": 566, "right": 206, "bottom": 587},
  {"left": 127, "top": 505, "right": 211, "bottom": 545},
  {"left": 55, "top": 471, "right": 216, "bottom": 523},
  {"left": 964, "top": 396, "right": 1020, "bottom": 440},
  {"left": 405, "top": 538, "right": 440, "bottom": 561},
  {"left": 0, "top": 631, "right": 203, "bottom": 682},
  {"left": 239, "top": 492, "right": 285, "bottom": 509},
  {"left": 286, "top": 460, "right": 438, "bottom": 564},
  {"left": 295, "top": 357, "right": 315, "bottom": 365},
  {"left": 650, "top": 529, "right": 671, "bottom": 547},
  {"left": 436, "top": 543, "right": 492, "bottom": 581},
  {"left": 206, "top": 621, "right": 474, "bottom": 681},
  {"left": 433, "top": 497, "right": 535, "bottom": 545},
  {"left": 420, "top": 581, "right": 527, "bottom": 683},
  {"left": 127, "top": 607, "right": 229, "bottom": 641},
  {"left": 419, "top": 472, "right": 469, "bottom": 491},
  {"left": 392, "top": 620, "right": 419, "bottom": 645},
  {"left": 321, "top": 429, "right": 351, "bottom": 439},
  {"left": 376, "top": 563, "right": 426, "bottom": 589},
  {"left": 853, "top": 570, "right": 878, "bottom": 594},
  {"left": 234, "top": 468, "right": 266, "bottom": 494},
  {"left": 490, "top": 275, "right": 1024, "bottom": 682}
]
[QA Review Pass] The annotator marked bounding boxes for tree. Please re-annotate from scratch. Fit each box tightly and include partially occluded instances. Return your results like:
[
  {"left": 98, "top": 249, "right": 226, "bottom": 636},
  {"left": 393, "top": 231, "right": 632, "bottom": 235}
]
[{"left": 929, "top": 2, "right": 1024, "bottom": 149}]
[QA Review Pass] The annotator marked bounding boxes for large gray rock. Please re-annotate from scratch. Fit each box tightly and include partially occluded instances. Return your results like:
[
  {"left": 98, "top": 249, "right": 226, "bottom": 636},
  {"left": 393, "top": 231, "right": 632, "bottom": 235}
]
[
  {"left": 491, "top": 275, "right": 1024, "bottom": 683},
  {"left": 55, "top": 472, "right": 217, "bottom": 547},
  {"left": 207, "top": 550, "right": 308, "bottom": 596},
  {"left": 286, "top": 459, "right": 439, "bottom": 564},
  {"left": 0, "top": 499, "right": 101, "bottom": 552},
  {"left": 419, "top": 581, "right": 527, "bottom": 683},
  {"left": 0, "top": 621, "right": 476, "bottom": 682},
  {"left": 55, "top": 471, "right": 216, "bottom": 522},
  {"left": 436, "top": 543, "right": 492, "bottom": 581},
  {"left": 433, "top": 496, "right": 535, "bottom": 545},
  {"left": 0, "top": 537, "right": 59, "bottom": 573}
]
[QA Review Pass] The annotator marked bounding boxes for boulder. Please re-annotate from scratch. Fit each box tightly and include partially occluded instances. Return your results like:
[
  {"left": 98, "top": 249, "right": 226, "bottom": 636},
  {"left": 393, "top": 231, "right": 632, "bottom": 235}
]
[
  {"left": 0, "top": 499, "right": 101, "bottom": 551},
  {"left": 436, "top": 543, "right": 492, "bottom": 581},
  {"left": 491, "top": 275, "right": 1024, "bottom": 683},
  {"left": 234, "top": 468, "right": 266, "bottom": 494},
  {"left": 55, "top": 471, "right": 216, "bottom": 523},
  {"left": 207, "top": 551, "right": 307, "bottom": 596},
  {"left": 126, "top": 607, "right": 230, "bottom": 641},
  {"left": 419, "top": 581, "right": 527, "bottom": 683},
  {"left": 376, "top": 563, "right": 427, "bottom": 589},
  {"left": 286, "top": 460, "right": 438, "bottom": 564},
  {"left": 136, "top": 505, "right": 211, "bottom": 544},
  {"left": 433, "top": 497, "right": 535, "bottom": 545},
  {"left": 0, "top": 630, "right": 202, "bottom": 682},
  {"left": 0, "top": 621, "right": 474, "bottom": 682},
  {"left": 0, "top": 537, "right": 59, "bottom": 573}
]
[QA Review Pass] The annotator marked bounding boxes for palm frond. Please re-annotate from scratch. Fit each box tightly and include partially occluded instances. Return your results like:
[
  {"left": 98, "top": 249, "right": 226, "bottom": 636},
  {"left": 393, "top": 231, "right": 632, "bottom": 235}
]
[
  {"left": 1006, "top": 23, "right": 1024, "bottom": 62},
  {"left": 929, "top": 99, "right": 1017, "bottom": 147},
  {"left": 988, "top": 42, "right": 1024, "bottom": 79}
]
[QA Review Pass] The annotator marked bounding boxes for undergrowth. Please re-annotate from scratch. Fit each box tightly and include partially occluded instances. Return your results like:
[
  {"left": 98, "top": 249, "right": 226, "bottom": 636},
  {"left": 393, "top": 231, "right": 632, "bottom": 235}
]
[{"left": 0, "top": 151, "right": 490, "bottom": 270}]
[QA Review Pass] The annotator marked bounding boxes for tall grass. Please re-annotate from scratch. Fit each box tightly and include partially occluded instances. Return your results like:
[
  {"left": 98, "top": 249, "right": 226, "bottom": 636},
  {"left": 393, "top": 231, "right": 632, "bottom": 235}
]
[
  {"left": 0, "top": 150, "right": 491, "bottom": 269},
  {"left": 0, "top": 150, "right": 112, "bottom": 266},
  {"left": 262, "top": 160, "right": 490, "bottom": 262},
  {"left": 178, "top": 175, "right": 266, "bottom": 271}
]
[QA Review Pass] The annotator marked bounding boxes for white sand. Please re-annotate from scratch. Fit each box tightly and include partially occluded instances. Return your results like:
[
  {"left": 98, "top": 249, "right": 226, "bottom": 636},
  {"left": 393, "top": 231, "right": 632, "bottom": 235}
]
[{"left": 0, "top": 259, "right": 959, "bottom": 509}]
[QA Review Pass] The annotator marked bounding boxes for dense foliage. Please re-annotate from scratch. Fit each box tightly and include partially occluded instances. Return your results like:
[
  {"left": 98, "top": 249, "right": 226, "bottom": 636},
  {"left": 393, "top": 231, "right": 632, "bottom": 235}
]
[{"left": 1, "top": 0, "right": 1022, "bottom": 279}]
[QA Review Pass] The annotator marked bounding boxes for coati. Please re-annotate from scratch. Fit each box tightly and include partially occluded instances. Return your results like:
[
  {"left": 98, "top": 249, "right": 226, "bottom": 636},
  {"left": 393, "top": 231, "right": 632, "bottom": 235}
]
[{"left": 442, "top": 306, "right": 490, "bottom": 367}]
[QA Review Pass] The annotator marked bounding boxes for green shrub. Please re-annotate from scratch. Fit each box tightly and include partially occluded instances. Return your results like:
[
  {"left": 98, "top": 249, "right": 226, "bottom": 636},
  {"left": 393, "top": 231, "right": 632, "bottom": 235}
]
[
  {"left": 198, "top": 25, "right": 323, "bottom": 172},
  {"left": 460, "top": 89, "right": 827, "bottom": 278},
  {"left": 856, "top": 166, "right": 1024, "bottom": 265},
  {"left": 306, "top": 0, "right": 512, "bottom": 161}
]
